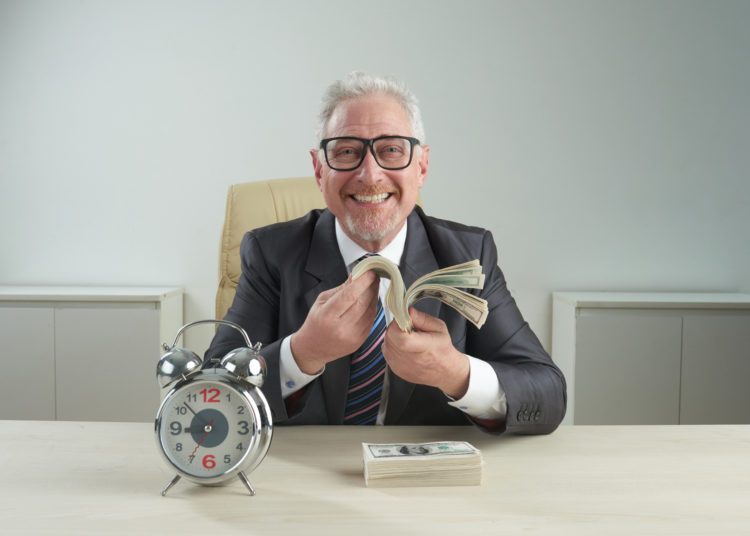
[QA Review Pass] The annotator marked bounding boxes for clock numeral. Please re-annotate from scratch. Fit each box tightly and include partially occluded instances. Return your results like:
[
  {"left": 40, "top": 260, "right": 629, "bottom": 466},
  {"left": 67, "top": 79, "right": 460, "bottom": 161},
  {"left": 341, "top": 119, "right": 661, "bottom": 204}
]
[
  {"left": 224, "top": 455, "right": 231, "bottom": 464},
  {"left": 174, "top": 406, "right": 187, "bottom": 415},
  {"left": 225, "top": 392, "right": 231, "bottom": 402},
  {"left": 202, "top": 454, "right": 216, "bottom": 469},
  {"left": 169, "top": 421, "right": 182, "bottom": 435},
  {"left": 175, "top": 443, "right": 183, "bottom": 452},
  {"left": 237, "top": 421, "right": 250, "bottom": 435},
  {"left": 236, "top": 442, "right": 245, "bottom": 451},
  {"left": 237, "top": 406, "right": 245, "bottom": 415},
  {"left": 200, "top": 388, "right": 221, "bottom": 403}
]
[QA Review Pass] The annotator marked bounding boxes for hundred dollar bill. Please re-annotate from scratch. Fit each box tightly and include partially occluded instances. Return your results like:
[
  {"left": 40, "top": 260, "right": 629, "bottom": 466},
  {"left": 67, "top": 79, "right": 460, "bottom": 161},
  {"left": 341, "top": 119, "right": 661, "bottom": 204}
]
[
  {"left": 364, "top": 441, "right": 480, "bottom": 458},
  {"left": 362, "top": 441, "right": 482, "bottom": 487},
  {"left": 407, "top": 287, "right": 488, "bottom": 329},
  {"left": 351, "top": 257, "right": 488, "bottom": 332}
]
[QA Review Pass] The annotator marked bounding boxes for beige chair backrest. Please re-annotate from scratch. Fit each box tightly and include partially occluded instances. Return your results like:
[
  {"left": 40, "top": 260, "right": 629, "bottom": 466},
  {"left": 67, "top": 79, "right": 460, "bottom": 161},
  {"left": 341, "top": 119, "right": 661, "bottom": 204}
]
[
  {"left": 215, "top": 177, "right": 326, "bottom": 320},
  {"left": 215, "top": 177, "right": 422, "bottom": 321}
]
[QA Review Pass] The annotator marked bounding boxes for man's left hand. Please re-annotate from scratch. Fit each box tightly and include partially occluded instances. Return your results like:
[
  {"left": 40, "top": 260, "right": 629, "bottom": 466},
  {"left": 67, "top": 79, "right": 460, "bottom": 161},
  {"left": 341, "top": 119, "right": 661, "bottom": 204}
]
[{"left": 382, "top": 308, "right": 470, "bottom": 399}]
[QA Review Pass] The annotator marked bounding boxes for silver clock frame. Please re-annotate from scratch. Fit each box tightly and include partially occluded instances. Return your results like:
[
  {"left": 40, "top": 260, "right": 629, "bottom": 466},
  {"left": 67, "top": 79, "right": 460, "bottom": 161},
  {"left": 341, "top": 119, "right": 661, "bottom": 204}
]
[{"left": 154, "top": 319, "right": 273, "bottom": 496}]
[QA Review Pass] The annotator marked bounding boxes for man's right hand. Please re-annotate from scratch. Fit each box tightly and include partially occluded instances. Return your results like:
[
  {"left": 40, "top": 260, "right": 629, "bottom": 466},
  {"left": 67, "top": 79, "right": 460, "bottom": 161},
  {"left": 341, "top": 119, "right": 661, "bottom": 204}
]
[{"left": 290, "top": 271, "right": 379, "bottom": 375}]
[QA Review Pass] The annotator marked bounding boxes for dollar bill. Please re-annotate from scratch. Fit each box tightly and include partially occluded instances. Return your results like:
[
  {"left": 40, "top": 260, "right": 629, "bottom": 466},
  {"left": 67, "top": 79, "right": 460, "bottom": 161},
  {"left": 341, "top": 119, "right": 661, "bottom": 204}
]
[
  {"left": 351, "top": 257, "right": 489, "bottom": 332},
  {"left": 362, "top": 441, "right": 482, "bottom": 487},
  {"left": 406, "top": 287, "right": 488, "bottom": 329},
  {"left": 364, "top": 441, "right": 480, "bottom": 458}
]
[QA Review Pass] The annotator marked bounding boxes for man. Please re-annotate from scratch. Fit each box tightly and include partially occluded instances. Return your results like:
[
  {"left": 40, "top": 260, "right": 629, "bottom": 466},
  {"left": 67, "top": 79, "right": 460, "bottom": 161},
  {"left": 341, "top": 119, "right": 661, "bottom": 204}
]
[{"left": 206, "top": 72, "right": 566, "bottom": 434}]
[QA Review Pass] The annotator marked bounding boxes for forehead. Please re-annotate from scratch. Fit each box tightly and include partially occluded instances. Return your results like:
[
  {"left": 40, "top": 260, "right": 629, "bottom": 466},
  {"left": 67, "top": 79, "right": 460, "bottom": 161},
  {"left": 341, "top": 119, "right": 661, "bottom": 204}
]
[{"left": 325, "top": 93, "right": 412, "bottom": 138}]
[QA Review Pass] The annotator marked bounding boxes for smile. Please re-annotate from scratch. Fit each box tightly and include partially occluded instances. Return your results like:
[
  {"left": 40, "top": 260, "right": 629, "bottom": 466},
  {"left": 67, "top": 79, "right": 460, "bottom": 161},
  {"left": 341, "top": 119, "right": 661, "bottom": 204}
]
[{"left": 352, "top": 193, "right": 391, "bottom": 204}]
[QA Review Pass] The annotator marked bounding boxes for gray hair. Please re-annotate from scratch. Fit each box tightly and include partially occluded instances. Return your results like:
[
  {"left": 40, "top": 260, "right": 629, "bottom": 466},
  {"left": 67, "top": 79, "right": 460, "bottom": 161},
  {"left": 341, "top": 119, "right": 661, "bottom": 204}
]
[{"left": 316, "top": 71, "right": 425, "bottom": 145}]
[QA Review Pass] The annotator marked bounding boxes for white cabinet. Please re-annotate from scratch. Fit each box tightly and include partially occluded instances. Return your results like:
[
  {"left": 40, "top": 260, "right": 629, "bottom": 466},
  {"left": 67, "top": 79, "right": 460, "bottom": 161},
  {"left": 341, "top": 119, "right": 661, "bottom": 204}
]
[
  {"left": 0, "top": 287, "right": 183, "bottom": 422},
  {"left": 552, "top": 292, "right": 750, "bottom": 425},
  {"left": 0, "top": 306, "right": 56, "bottom": 420}
]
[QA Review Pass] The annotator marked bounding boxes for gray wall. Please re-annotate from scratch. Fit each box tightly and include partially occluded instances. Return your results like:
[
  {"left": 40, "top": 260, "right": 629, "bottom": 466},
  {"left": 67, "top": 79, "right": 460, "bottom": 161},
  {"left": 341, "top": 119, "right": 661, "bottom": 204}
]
[{"left": 2, "top": 0, "right": 748, "bottom": 354}]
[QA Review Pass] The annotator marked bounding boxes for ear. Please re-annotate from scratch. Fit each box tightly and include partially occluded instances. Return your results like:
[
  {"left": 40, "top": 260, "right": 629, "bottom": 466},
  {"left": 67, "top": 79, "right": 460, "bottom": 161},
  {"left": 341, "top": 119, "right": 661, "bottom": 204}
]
[
  {"left": 416, "top": 145, "right": 429, "bottom": 188},
  {"left": 310, "top": 149, "right": 324, "bottom": 189}
]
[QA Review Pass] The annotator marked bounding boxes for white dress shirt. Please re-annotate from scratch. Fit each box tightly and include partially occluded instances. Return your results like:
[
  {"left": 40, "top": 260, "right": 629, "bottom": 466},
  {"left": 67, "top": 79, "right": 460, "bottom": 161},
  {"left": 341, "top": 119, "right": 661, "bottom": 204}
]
[{"left": 278, "top": 219, "right": 507, "bottom": 423}]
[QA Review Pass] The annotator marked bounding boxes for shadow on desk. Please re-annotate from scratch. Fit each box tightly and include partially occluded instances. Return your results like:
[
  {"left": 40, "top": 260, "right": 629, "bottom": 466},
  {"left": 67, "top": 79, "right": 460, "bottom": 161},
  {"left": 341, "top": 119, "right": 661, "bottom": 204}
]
[{"left": 264, "top": 424, "right": 534, "bottom": 487}]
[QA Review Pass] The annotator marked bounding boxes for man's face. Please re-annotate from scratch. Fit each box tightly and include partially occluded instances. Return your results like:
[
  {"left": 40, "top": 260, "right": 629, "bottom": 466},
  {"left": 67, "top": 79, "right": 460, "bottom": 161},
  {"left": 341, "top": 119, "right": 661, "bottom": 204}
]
[{"left": 311, "top": 93, "right": 429, "bottom": 252}]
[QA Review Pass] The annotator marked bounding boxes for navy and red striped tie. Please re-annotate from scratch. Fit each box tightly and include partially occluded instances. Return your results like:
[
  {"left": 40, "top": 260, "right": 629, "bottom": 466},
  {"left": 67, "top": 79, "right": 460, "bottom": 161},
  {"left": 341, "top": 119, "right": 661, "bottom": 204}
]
[{"left": 344, "top": 256, "right": 387, "bottom": 425}]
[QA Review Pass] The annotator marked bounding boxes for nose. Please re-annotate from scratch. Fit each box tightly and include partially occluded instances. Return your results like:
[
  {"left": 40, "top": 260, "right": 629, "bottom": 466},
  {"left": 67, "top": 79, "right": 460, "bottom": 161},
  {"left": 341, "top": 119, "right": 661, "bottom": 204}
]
[{"left": 353, "top": 146, "right": 384, "bottom": 182}]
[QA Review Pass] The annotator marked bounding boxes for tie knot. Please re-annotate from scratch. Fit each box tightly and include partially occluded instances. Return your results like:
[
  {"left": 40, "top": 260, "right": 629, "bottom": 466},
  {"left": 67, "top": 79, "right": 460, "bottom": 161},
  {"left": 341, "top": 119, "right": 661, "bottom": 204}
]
[{"left": 356, "top": 252, "right": 379, "bottom": 263}]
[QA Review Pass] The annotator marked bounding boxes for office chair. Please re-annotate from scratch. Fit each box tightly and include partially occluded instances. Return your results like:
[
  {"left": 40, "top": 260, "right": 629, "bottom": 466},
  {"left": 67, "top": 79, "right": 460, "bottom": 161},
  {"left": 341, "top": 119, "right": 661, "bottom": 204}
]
[{"left": 215, "top": 177, "right": 325, "bottom": 320}]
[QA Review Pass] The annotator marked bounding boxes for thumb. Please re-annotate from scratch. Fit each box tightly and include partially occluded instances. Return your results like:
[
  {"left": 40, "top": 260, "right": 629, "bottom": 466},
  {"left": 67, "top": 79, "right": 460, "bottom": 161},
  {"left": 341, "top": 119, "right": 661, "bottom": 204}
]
[{"left": 408, "top": 307, "right": 445, "bottom": 333}]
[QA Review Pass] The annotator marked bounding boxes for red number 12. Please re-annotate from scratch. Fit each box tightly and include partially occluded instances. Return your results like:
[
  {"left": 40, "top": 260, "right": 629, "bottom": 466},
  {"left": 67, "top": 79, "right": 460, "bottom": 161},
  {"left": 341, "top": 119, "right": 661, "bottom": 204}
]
[{"left": 200, "top": 388, "right": 220, "bottom": 403}]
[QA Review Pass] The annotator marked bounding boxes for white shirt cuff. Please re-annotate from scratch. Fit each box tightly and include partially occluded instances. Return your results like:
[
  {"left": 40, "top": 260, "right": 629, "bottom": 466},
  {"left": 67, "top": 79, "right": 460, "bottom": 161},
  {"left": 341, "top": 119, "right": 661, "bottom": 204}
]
[
  {"left": 280, "top": 335, "right": 324, "bottom": 398},
  {"left": 447, "top": 356, "right": 507, "bottom": 420}
]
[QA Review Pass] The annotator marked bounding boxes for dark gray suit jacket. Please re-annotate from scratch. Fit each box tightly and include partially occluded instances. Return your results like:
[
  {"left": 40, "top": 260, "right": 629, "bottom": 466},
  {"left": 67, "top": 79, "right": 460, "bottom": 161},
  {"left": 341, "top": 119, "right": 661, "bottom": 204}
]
[{"left": 205, "top": 206, "right": 566, "bottom": 434}]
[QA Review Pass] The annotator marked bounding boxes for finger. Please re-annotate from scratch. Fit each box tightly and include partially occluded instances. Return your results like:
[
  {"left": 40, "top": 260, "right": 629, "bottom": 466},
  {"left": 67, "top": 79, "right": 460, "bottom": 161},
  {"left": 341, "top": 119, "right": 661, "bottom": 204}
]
[
  {"left": 384, "top": 321, "right": 421, "bottom": 358},
  {"left": 364, "top": 278, "right": 380, "bottom": 308},
  {"left": 381, "top": 325, "right": 401, "bottom": 360},
  {"left": 347, "top": 279, "right": 380, "bottom": 331},
  {"left": 314, "top": 285, "right": 340, "bottom": 305},
  {"left": 331, "top": 271, "right": 378, "bottom": 319},
  {"left": 408, "top": 307, "right": 447, "bottom": 334},
  {"left": 314, "top": 271, "right": 372, "bottom": 309},
  {"left": 348, "top": 269, "right": 377, "bottom": 291}
]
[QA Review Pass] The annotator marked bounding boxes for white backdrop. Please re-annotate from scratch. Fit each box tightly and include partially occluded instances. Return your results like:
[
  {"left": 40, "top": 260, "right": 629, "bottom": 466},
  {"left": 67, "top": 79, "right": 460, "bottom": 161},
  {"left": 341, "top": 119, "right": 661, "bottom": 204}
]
[{"left": 1, "top": 0, "right": 748, "bottom": 356}]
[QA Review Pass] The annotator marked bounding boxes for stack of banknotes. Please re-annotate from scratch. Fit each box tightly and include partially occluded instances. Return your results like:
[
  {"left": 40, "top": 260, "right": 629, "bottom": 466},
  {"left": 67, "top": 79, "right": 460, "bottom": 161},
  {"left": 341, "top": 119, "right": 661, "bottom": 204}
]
[
  {"left": 352, "top": 257, "right": 488, "bottom": 332},
  {"left": 362, "top": 441, "right": 482, "bottom": 487}
]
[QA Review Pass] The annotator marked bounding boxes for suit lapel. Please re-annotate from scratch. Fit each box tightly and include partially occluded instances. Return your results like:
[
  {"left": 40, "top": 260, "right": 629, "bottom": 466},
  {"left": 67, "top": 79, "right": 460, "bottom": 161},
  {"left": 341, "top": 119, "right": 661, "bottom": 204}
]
[
  {"left": 386, "top": 210, "right": 441, "bottom": 424},
  {"left": 302, "top": 210, "right": 348, "bottom": 306},
  {"left": 302, "top": 210, "right": 351, "bottom": 424}
]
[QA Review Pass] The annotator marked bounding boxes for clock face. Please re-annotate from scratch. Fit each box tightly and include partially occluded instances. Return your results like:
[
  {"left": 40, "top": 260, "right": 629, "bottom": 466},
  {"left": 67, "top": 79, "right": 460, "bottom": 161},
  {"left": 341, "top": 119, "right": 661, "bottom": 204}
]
[{"left": 157, "top": 377, "right": 262, "bottom": 480}]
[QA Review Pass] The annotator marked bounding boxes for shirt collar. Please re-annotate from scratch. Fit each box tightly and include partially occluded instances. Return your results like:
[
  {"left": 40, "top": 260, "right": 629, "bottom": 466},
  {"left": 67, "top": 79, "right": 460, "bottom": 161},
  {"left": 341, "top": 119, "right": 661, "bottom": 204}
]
[{"left": 334, "top": 218, "right": 408, "bottom": 271}]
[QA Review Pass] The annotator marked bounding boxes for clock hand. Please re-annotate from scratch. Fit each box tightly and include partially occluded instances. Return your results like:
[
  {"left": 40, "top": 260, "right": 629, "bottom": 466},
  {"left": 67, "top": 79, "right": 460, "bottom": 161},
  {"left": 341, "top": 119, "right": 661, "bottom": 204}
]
[
  {"left": 187, "top": 418, "right": 214, "bottom": 463},
  {"left": 183, "top": 402, "right": 198, "bottom": 416},
  {"left": 183, "top": 402, "right": 208, "bottom": 433}
]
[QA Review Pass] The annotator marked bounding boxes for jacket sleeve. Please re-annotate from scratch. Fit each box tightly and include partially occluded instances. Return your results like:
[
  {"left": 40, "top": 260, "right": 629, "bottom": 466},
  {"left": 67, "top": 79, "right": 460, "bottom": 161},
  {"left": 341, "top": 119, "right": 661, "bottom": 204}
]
[{"left": 466, "top": 231, "right": 567, "bottom": 435}]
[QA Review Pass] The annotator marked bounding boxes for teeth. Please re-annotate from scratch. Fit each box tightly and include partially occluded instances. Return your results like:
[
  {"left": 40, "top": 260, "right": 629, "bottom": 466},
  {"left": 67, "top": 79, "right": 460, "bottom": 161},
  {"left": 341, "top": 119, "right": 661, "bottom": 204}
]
[{"left": 353, "top": 193, "right": 390, "bottom": 203}]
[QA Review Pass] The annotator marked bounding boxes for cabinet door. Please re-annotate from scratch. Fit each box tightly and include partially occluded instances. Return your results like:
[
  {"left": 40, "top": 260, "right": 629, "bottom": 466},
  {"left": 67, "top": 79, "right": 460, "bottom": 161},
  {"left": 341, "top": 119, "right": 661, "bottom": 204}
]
[
  {"left": 575, "top": 310, "right": 682, "bottom": 424},
  {"left": 0, "top": 306, "right": 56, "bottom": 420},
  {"left": 54, "top": 303, "right": 161, "bottom": 422},
  {"left": 680, "top": 313, "right": 750, "bottom": 424}
]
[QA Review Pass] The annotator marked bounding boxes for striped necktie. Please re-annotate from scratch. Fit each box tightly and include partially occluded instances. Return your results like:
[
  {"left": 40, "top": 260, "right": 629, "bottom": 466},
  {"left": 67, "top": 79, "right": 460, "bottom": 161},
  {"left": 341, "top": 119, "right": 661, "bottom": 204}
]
[{"left": 343, "top": 255, "right": 387, "bottom": 425}]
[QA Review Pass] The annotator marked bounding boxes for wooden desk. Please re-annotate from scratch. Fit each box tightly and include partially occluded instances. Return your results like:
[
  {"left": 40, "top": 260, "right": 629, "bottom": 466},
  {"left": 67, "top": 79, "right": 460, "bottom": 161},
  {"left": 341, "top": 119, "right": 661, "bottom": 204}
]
[{"left": 1, "top": 422, "right": 748, "bottom": 535}]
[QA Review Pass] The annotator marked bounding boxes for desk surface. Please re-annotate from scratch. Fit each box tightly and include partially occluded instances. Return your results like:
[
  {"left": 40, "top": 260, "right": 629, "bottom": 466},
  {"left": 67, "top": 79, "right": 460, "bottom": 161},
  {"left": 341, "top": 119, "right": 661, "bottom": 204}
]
[{"left": 1, "top": 422, "right": 748, "bottom": 535}]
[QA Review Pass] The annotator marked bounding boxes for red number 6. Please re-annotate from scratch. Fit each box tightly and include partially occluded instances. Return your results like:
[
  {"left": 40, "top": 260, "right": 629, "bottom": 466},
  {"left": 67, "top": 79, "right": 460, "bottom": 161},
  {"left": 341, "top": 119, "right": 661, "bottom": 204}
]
[{"left": 202, "top": 454, "right": 216, "bottom": 469}]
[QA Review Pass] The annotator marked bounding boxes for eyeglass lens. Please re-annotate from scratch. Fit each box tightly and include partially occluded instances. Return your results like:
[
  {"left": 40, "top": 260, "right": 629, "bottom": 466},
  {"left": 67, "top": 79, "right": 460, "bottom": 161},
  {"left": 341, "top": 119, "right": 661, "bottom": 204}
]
[{"left": 325, "top": 137, "right": 414, "bottom": 170}]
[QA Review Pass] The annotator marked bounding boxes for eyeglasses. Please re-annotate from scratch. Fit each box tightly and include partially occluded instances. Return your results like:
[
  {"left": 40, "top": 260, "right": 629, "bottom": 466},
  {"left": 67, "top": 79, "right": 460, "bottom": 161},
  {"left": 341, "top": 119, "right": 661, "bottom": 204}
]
[{"left": 320, "top": 135, "right": 421, "bottom": 171}]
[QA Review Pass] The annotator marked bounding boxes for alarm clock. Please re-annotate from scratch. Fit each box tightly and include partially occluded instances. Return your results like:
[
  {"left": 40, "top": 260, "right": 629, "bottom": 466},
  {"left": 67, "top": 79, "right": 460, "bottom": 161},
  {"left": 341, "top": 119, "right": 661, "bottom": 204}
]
[{"left": 155, "top": 319, "right": 273, "bottom": 496}]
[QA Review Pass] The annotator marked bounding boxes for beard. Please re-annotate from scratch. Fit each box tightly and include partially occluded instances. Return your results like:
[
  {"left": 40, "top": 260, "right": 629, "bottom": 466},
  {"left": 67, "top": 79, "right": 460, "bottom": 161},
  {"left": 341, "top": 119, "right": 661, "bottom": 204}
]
[{"left": 344, "top": 208, "right": 402, "bottom": 244}]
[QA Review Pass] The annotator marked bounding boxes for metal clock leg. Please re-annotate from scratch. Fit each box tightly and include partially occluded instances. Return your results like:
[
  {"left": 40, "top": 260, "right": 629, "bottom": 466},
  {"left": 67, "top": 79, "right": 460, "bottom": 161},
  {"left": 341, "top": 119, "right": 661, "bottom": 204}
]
[
  {"left": 238, "top": 471, "right": 256, "bottom": 496},
  {"left": 161, "top": 474, "right": 181, "bottom": 496}
]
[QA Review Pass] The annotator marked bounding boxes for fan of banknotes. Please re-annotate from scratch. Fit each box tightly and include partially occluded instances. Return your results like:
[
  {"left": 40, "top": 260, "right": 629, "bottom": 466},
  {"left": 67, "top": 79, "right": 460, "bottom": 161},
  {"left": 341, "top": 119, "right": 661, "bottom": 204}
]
[
  {"left": 351, "top": 257, "right": 488, "bottom": 332},
  {"left": 362, "top": 441, "right": 482, "bottom": 487}
]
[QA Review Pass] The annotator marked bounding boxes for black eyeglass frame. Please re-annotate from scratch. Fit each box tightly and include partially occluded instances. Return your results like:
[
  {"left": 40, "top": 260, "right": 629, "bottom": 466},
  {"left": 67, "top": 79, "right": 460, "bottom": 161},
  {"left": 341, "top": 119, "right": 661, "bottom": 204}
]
[{"left": 319, "top": 135, "right": 421, "bottom": 171}]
